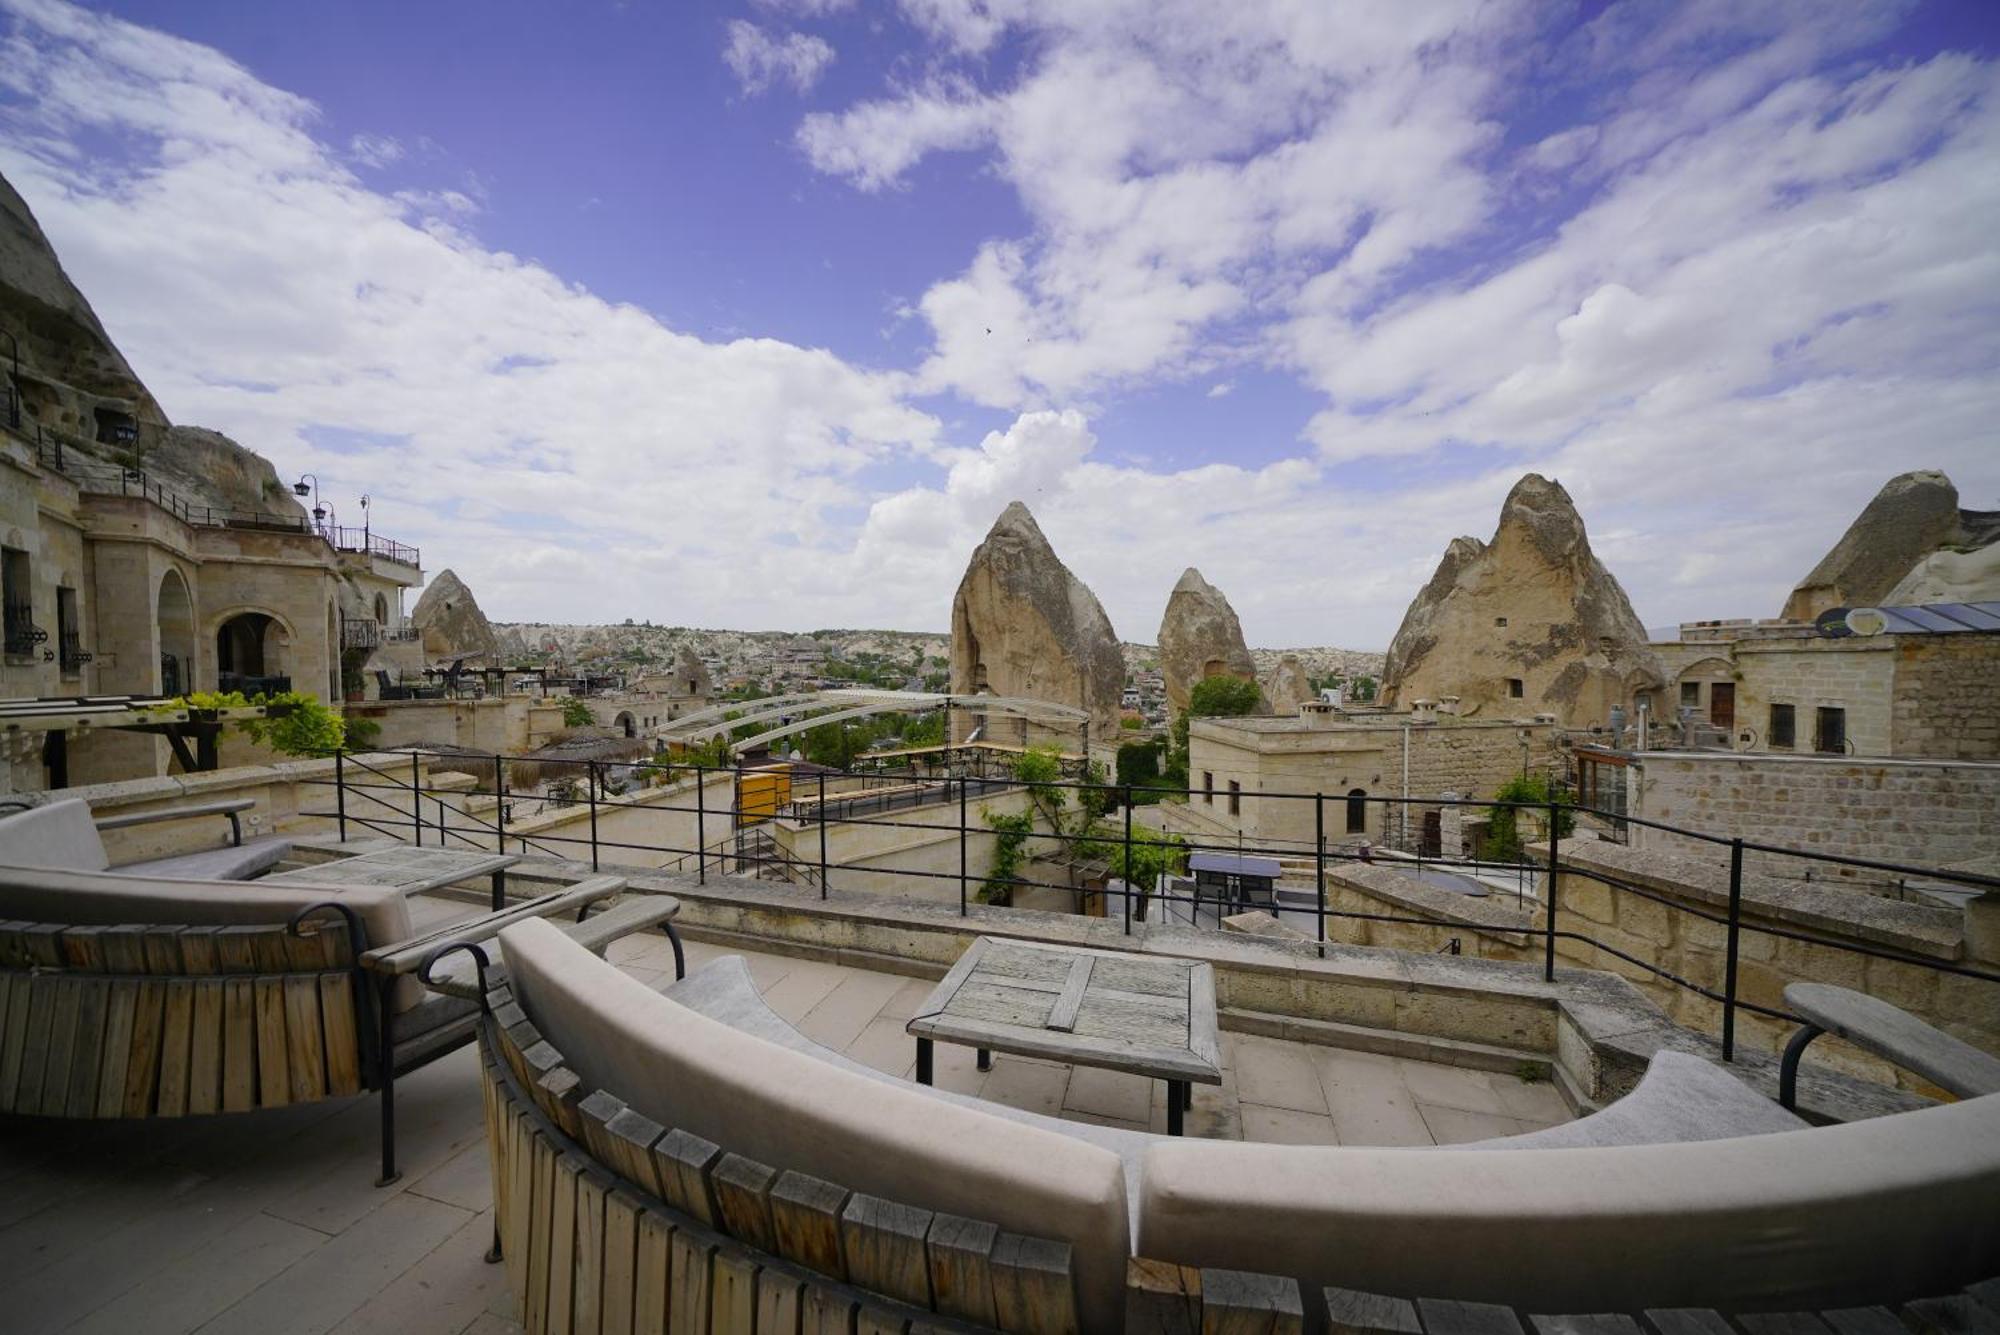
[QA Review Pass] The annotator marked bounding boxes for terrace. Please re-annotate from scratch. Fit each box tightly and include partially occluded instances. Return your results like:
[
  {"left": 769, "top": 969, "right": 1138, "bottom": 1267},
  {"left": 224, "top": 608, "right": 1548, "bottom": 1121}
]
[{"left": 1, "top": 749, "right": 1996, "bottom": 1332}]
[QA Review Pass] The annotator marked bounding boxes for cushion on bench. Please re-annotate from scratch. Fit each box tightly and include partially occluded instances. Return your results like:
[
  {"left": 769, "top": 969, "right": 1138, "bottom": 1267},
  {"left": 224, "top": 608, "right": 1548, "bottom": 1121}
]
[
  {"left": 501, "top": 918, "right": 1132, "bottom": 1333},
  {"left": 1136, "top": 1091, "right": 2000, "bottom": 1312},
  {"left": 0, "top": 798, "right": 110, "bottom": 870},
  {"left": 0, "top": 862, "right": 425, "bottom": 1009},
  {"left": 116, "top": 837, "right": 293, "bottom": 882}
]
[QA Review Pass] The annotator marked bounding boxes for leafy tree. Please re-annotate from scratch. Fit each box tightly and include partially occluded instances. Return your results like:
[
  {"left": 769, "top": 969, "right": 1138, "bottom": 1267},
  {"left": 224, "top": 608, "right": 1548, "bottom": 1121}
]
[
  {"left": 1165, "top": 675, "right": 1263, "bottom": 786},
  {"left": 1484, "top": 772, "right": 1574, "bottom": 862},
  {"left": 1349, "top": 675, "right": 1378, "bottom": 702},
  {"left": 559, "top": 696, "right": 595, "bottom": 728}
]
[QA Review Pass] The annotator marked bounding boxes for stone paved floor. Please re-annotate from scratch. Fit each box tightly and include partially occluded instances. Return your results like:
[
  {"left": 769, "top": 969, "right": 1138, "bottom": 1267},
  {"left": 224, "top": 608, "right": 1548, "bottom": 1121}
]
[{"left": 0, "top": 926, "right": 1569, "bottom": 1335}]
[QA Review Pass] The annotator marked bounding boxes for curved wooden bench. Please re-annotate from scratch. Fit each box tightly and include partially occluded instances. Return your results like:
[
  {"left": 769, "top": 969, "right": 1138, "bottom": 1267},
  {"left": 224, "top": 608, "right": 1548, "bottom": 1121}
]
[
  {"left": 0, "top": 858, "right": 642, "bottom": 1184},
  {"left": 479, "top": 946, "right": 1091, "bottom": 1333}
]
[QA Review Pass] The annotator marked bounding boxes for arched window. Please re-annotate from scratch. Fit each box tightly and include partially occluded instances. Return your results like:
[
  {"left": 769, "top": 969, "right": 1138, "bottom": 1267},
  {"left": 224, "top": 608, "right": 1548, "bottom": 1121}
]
[{"left": 1346, "top": 788, "right": 1368, "bottom": 835}]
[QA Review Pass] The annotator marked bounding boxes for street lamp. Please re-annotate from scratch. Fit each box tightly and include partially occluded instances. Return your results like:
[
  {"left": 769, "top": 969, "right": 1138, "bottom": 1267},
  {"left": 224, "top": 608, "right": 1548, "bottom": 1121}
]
[
  {"left": 360, "top": 493, "right": 370, "bottom": 544},
  {"left": 292, "top": 473, "right": 332, "bottom": 534}
]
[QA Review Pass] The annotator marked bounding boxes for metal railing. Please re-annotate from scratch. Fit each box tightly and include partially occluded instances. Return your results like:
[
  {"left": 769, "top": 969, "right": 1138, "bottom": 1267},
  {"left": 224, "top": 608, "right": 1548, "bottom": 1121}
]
[
  {"left": 31, "top": 438, "right": 418, "bottom": 565},
  {"left": 341, "top": 617, "right": 383, "bottom": 650},
  {"left": 298, "top": 746, "right": 2000, "bottom": 1069},
  {"left": 3, "top": 597, "right": 43, "bottom": 655}
]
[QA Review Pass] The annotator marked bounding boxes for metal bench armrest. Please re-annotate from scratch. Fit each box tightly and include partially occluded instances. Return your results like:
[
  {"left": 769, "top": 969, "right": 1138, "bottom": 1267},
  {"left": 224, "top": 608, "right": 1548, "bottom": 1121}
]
[{"left": 362, "top": 875, "right": 627, "bottom": 977}]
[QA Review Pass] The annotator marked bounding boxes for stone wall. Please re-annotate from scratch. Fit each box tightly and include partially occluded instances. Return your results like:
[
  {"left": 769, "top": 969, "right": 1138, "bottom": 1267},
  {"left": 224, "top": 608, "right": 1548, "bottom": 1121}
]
[
  {"left": 1629, "top": 751, "right": 2000, "bottom": 880},
  {"left": 1186, "top": 715, "right": 1559, "bottom": 854},
  {"left": 1891, "top": 635, "right": 2000, "bottom": 760}
]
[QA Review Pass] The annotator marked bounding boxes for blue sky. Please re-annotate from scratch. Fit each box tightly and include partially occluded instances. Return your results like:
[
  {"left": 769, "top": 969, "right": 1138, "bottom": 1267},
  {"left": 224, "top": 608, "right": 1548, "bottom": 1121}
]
[{"left": 2, "top": 0, "right": 1997, "bottom": 646}]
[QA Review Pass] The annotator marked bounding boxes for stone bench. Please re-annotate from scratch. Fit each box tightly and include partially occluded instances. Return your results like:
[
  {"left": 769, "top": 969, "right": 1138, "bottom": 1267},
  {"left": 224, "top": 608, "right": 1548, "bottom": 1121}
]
[{"left": 1780, "top": 982, "right": 2000, "bottom": 1109}]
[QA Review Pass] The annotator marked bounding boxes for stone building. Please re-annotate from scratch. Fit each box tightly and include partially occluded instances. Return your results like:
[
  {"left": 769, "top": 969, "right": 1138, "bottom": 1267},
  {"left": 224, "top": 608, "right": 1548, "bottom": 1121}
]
[
  {"left": 0, "top": 170, "right": 424, "bottom": 792},
  {"left": 1181, "top": 702, "right": 1561, "bottom": 855},
  {"left": 1651, "top": 612, "right": 1999, "bottom": 760}
]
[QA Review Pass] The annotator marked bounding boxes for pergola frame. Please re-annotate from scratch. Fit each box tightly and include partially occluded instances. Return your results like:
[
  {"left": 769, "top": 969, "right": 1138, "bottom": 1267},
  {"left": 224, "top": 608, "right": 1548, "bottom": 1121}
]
[{"left": 656, "top": 688, "right": 1091, "bottom": 760}]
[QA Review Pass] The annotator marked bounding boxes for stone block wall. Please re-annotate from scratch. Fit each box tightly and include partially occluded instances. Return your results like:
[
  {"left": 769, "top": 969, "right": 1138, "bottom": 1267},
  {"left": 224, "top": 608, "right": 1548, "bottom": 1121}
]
[
  {"left": 1728, "top": 639, "right": 1895, "bottom": 755},
  {"left": 1630, "top": 751, "right": 2000, "bottom": 879},
  {"left": 1891, "top": 635, "right": 2000, "bottom": 760}
]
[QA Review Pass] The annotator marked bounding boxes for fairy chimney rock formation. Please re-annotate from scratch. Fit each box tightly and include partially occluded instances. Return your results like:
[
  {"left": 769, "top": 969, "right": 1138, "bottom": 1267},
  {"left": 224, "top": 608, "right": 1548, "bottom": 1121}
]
[
  {"left": 1157, "top": 568, "right": 1259, "bottom": 715},
  {"left": 671, "top": 645, "right": 713, "bottom": 698},
  {"left": 411, "top": 569, "right": 501, "bottom": 661},
  {"left": 950, "top": 502, "right": 1125, "bottom": 744},
  {"left": 1783, "top": 471, "right": 2000, "bottom": 619},
  {"left": 1381, "top": 474, "right": 1663, "bottom": 727},
  {"left": 1261, "top": 654, "right": 1312, "bottom": 717}
]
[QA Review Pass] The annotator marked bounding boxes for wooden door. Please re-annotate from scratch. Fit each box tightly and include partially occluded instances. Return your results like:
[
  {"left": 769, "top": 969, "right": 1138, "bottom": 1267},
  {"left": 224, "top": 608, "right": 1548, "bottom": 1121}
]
[{"left": 1709, "top": 682, "right": 1735, "bottom": 730}]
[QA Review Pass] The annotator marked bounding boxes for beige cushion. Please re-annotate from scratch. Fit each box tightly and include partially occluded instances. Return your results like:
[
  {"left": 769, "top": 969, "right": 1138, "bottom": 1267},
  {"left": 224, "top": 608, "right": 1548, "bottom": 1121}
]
[
  {"left": 0, "top": 799, "right": 110, "bottom": 870},
  {"left": 0, "top": 862, "right": 423, "bottom": 1010},
  {"left": 501, "top": 919, "right": 1131, "bottom": 1331},
  {"left": 1137, "top": 1091, "right": 2000, "bottom": 1311}
]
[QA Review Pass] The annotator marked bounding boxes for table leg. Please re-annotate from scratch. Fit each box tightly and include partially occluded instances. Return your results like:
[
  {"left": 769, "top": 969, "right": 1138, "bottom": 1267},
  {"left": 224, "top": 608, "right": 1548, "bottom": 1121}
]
[
  {"left": 915, "top": 1037, "right": 933, "bottom": 1086},
  {"left": 1167, "top": 1080, "right": 1186, "bottom": 1136},
  {"left": 490, "top": 868, "right": 506, "bottom": 912},
  {"left": 976, "top": 1047, "right": 992, "bottom": 1072}
]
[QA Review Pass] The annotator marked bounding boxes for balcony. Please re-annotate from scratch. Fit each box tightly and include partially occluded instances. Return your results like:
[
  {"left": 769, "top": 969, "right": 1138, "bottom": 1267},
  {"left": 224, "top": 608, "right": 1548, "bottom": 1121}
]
[
  {"left": 328, "top": 526, "right": 421, "bottom": 569},
  {"left": 340, "top": 617, "right": 382, "bottom": 651},
  {"left": 58, "top": 628, "right": 91, "bottom": 674}
]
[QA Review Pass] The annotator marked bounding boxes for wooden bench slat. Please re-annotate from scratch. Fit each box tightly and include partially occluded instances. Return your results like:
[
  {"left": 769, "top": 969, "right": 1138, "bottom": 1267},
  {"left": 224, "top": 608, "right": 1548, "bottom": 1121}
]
[
  {"left": 185, "top": 979, "right": 225, "bottom": 1115},
  {"left": 317, "top": 974, "right": 362, "bottom": 1099},
  {"left": 1531, "top": 1318, "right": 1646, "bottom": 1335},
  {"left": 1642, "top": 1312, "right": 1737, "bottom": 1335},
  {"left": 1902, "top": 1296, "right": 2000, "bottom": 1335},
  {"left": 121, "top": 980, "right": 166, "bottom": 1117},
  {"left": 548, "top": 1138, "right": 579, "bottom": 1335},
  {"left": 1417, "top": 1299, "right": 1526, "bottom": 1335},
  {"left": 38, "top": 973, "right": 83, "bottom": 1116},
  {"left": 927, "top": 1213, "right": 999, "bottom": 1327},
  {"left": 989, "top": 1232, "right": 1076, "bottom": 1335},
  {"left": 251, "top": 977, "right": 290, "bottom": 1108},
  {"left": 573, "top": 1166, "right": 609, "bottom": 1335},
  {"left": 633, "top": 1206, "right": 671, "bottom": 1335},
  {"left": 1201, "top": 1267, "right": 1303, "bottom": 1335},
  {"left": 0, "top": 971, "right": 30, "bottom": 1111},
  {"left": 772, "top": 1170, "right": 851, "bottom": 1280},
  {"left": 711, "top": 1245, "right": 761, "bottom": 1335},
  {"left": 1323, "top": 1284, "right": 1419, "bottom": 1335},
  {"left": 64, "top": 975, "right": 109, "bottom": 1116},
  {"left": 155, "top": 978, "right": 196, "bottom": 1117},
  {"left": 756, "top": 1269, "right": 807, "bottom": 1335},
  {"left": 1737, "top": 1316, "right": 1834, "bottom": 1335},
  {"left": 841, "top": 1193, "right": 933, "bottom": 1311},
  {"left": 669, "top": 1226, "right": 716, "bottom": 1334},
  {"left": 94, "top": 977, "right": 138, "bottom": 1119},
  {"left": 1128, "top": 1258, "right": 1202, "bottom": 1335},
  {"left": 527, "top": 1130, "right": 556, "bottom": 1333},
  {"left": 602, "top": 1186, "right": 644, "bottom": 1335},
  {"left": 1823, "top": 1309, "right": 1910, "bottom": 1335},
  {"left": 713, "top": 1153, "right": 781, "bottom": 1254}
]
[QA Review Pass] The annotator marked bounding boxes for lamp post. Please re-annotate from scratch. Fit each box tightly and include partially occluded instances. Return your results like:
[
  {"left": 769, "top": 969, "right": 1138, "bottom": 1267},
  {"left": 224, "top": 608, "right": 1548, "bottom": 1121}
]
[{"left": 293, "top": 473, "right": 334, "bottom": 536}]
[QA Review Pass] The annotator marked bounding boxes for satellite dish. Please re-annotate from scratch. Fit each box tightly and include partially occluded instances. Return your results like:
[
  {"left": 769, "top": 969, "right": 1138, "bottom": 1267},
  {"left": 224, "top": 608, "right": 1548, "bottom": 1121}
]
[
  {"left": 1813, "top": 607, "right": 1854, "bottom": 638},
  {"left": 1844, "top": 607, "right": 1888, "bottom": 637}
]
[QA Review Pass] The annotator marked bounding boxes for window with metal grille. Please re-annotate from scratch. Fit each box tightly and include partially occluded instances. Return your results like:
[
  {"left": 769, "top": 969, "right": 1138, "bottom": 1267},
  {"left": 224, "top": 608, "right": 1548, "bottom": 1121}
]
[
  {"left": 1202, "top": 771, "right": 1213, "bottom": 804},
  {"left": 1769, "top": 703, "right": 1795, "bottom": 749},
  {"left": 1346, "top": 788, "right": 1368, "bottom": 834},
  {"left": 1680, "top": 681, "right": 1700, "bottom": 708},
  {"left": 1228, "top": 780, "right": 1241, "bottom": 816},
  {"left": 1815, "top": 706, "right": 1846, "bottom": 754},
  {"left": 2, "top": 547, "right": 37, "bottom": 657}
]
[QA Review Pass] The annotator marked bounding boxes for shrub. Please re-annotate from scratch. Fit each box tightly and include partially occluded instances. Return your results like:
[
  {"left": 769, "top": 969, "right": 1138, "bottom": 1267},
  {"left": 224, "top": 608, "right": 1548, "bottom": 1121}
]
[
  {"left": 1485, "top": 772, "right": 1574, "bottom": 861},
  {"left": 559, "top": 697, "right": 595, "bottom": 728}
]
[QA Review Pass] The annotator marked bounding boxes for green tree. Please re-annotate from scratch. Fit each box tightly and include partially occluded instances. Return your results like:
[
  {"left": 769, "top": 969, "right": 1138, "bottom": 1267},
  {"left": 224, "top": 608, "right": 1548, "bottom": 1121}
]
[
  {"left": 1484, "top": 772, "right": 1574, "bottom": 862},
  {"left": 559, "top": 696, "right": 595, "bottom": 728},
  {"left": 1165, "top": 675, "right": 1262, "bottom": 785}
]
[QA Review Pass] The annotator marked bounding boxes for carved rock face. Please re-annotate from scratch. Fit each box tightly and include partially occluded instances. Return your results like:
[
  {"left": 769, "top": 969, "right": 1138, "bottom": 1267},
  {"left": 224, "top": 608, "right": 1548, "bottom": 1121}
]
[
  {"left": 1261, "top": 654, "right": 1311, "bottom": 717},
  {"left": 1157, "top": 567, "right": 1258, "bottom": 715},
  {"left": 1381, "top": 474, "right": 1663, "bottom": 726},
  {"left": 949, "top": 502, "right": 1125, "bottom": 744},
  {"left": 412, "top": 568, "right": 501, "bottom": 661},
  {"left": 1783, "top": 470, "right": 1999, "bottom": 619}
]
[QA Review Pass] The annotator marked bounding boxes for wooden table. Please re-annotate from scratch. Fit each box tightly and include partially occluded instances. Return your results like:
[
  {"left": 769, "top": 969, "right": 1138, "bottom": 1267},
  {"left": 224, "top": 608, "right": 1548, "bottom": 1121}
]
[
  {"left": 262, "top": 846, "right": 521, "bottom": 911},
  {"left": 906, "top": 936, "right": 1220, "bottom": 1135}
]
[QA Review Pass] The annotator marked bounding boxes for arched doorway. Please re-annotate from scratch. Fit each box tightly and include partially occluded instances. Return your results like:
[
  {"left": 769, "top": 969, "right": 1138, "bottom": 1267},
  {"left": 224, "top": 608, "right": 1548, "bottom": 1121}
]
[
  {"left": 616, "top": 710, "right": 637, "bottom": 739},
  {"left": 216, "top": 611, "right": 284, "bottom": 693},
  {"left": 157, "top": 570, "right": 195, "bottom": 697}
]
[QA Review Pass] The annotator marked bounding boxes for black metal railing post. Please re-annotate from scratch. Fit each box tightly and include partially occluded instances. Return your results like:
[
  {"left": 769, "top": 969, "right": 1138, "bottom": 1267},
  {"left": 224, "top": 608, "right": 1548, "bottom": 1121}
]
[
  {"left": 1723, "top": 837, "right": 1744, "bottom": 1061},
  {"left": 335, "top": 748, "right": 347, "bottom": 840},
  {"left": 1315, "top": 793, "right": 1327, "bottom": 958},
  {"left": 1543, "top": 798, "right": 1560, "bottom": 982},
  {"left": 817, "top": 771, "right": 829, "bottom": 899},
  {"left": 587, "top": 761, "right": 600, "bottom": 872},
  {"left": 958, "top": 776, "right": 969, "bottom": 917},
  {"left": 493, "top": 755, "right": 507, "bottom": 854},
  {"left": 1122, "top": 783, "right": 1133, "bottom": 935},
  {"left": 410, "top": 752, "right": 423, "bottom": 847},
  {"left": 696, "top": 764, "right": 707, "bottom": 886}
]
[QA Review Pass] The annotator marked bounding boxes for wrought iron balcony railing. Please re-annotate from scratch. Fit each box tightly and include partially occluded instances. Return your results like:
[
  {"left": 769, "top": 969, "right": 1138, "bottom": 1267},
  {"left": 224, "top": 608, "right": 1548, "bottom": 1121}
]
[{"left": 3, "top": 598, "right": 45, "bottom": 656}]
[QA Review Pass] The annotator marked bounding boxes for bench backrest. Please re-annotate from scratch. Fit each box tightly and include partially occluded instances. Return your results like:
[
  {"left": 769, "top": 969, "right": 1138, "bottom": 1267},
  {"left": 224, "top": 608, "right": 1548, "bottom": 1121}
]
[
  {"left": 0, "top": 917, "right": 370, "bottom": 1120},
  {"left": 1137, "top": 1091, "right": 2000, "bottom": 1312},
  {"left": 500, "top": 917, "right": 1128, "bottom": 1331},
  {"left": 0, "top": 799, "right": 110, "bottom": 870},
  {"left": 0, "top": 863, "right": 421, "bottom": 1010}
]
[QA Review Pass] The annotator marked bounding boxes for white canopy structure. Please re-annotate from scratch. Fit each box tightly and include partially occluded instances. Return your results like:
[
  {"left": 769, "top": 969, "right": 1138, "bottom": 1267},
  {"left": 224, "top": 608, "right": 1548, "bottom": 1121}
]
[{"left": 656, "top": 688, "right": 1090, "bottom": 758}]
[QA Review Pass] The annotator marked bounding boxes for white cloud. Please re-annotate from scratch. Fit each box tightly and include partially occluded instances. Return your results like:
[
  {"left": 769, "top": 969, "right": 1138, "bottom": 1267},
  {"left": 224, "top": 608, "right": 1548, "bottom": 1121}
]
[
  {"left": 347, "top": 132, "right": 402, "bottom": 169},
  {"left": 722, "top": 20, "right": 834, "bottom": 96},
  {"left": 1206, "top": 382, "right": 1232, "bottom": 399},
  {"left": 2, "top": 0, "right": 1995, "bottom": 651}
]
